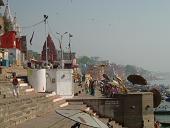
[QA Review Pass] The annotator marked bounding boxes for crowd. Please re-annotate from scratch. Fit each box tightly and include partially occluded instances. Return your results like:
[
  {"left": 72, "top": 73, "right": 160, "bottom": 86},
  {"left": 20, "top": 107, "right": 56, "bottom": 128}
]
[{"left": 82, "top": 73, "right": 128, "bottom": 97}]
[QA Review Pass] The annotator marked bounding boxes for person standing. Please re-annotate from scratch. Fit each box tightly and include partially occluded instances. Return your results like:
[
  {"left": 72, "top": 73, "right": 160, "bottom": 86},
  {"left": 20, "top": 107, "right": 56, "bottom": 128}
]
[
  {"left": 85, "top": 78, "right": 90, "bottom": 94},
  {"left": 90, "top": 80, "right": 97, "bottom": 96},
  {"left": 12, "top": 73, "right": 19, "bottom": 97}
]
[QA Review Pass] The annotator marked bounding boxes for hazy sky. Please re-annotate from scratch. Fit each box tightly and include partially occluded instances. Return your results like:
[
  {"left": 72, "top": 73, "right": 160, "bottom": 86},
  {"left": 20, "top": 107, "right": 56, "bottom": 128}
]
[{"left": 4, "top": 0, "right": 170, "bottom": 72}]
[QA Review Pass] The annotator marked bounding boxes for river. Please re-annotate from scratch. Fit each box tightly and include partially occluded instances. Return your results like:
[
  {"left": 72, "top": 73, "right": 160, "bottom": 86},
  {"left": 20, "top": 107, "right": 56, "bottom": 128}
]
[{"left": 149, "top": 79, "right": 170, "bottom": 128}]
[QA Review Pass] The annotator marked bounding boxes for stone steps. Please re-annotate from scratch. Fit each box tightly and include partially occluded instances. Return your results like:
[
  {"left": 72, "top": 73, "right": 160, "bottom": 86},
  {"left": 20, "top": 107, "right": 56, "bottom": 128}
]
[
  {"left": 64, "top": 101, "right": 123, "bottom": 128},
  {"left": 0, "top": 101, "right": 38, "bottom": 128},
  {"left": 0, "top": 86, "right": 66, "bottom": 128},
  {"left": 0, "top": 66, "right": 27, "bottom": 80},
  {"left": 0, "top": 86, "right": 33, "bottom": 99},
  {"left": 8, "top": 99, "right": 124, "bottom": 128},
  {"left": 0, "top": 72, "right": 68, "bottom": 128}
]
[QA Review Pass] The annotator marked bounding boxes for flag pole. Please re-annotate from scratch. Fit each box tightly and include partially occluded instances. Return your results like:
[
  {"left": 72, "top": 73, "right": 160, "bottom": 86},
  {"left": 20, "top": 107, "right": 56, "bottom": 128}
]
[
  {"left": 69, "top": 33, "right": 73, "bottom": 60},
  {"left": 44, "top": 15, "right": 48, "bottom": 68},
  {"left": 56, "top": 32, "right": 68, "bottom": 69}
]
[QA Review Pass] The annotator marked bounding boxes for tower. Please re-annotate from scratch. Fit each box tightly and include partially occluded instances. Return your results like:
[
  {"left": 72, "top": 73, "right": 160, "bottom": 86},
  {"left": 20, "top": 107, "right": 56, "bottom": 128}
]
[{"left": 41, "top": 34, "right": 57, "bottom": 63}]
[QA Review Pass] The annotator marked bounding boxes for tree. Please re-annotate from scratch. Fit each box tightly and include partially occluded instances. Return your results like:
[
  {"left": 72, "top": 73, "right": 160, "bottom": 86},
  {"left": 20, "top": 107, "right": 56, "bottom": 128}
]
[
  {"left": 77, "top": 56, "right": 94, "bottom": 65},
  {"left": 77, "top": 56, "right": 96, "bottom": 74}
]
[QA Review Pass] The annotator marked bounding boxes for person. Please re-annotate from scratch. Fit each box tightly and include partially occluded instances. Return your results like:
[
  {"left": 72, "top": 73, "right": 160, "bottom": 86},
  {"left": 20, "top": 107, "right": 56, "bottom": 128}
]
[
  {"left": 82, "top": 74, "right": 85, "bottom": 82},
  {"left": 90, "top": 80, "right": 97, "bottom": 96},
  {"left": 84, "top": 75, "right": 91, "bottom": 94},
  {"left": 84, "top": 78, "right": 90, "bottom": 94},
  {"left": 12, "top": 74, "right": 19, "bottom": 97},
  {"left": 154, "top": 121, "right": 160, "bottom": 128}
]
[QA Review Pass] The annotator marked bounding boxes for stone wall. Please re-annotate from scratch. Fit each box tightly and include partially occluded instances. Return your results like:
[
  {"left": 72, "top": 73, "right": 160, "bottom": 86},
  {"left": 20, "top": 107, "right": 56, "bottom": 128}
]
[{"left": 67, "top": 92, "right": 154, "bottom": 128}]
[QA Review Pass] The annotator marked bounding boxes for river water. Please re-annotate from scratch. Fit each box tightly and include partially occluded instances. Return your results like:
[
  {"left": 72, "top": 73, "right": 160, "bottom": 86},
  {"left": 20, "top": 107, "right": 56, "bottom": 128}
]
[
  {"left": 149, "top": 79, "right": 170, "bottom": 87},
  {"left": 155, "top": 101, "right": 170, "bottom": 128},
  {"left": 149, "top": 79, "right": 170, "bottom": 128}
]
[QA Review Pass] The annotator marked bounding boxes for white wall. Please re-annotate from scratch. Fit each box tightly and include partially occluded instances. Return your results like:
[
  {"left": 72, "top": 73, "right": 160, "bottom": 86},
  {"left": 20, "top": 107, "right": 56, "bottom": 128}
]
[
  {"left": 27, "top": 68, "right": 74, "bottom": 98},
  {"left": 46, "top": 69, "right": 57, "bottom": 92},
  {"left": 4, "top": 51, "right": 8, "bottom": 60},
  {"left": 56, "top": 69, "right": 74, "bottom": 98},
  {"left": 27, "top": 69, "right": 46, "bottom": 92},
  {"left": 8, "top": 48, "right": 21, "bottom": 64}
]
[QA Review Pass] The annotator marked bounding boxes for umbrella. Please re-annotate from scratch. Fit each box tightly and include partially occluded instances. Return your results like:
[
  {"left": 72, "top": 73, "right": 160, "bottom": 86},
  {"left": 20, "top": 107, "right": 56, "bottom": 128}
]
[
  {"left": 115, "top": 75, "right": 122, "bottom": 82},
  {"left": 108, "top": 80, "right": 119, "bottom": 86},
  {"left": 150, "top": 88, "right": 161, "bottom": 108},
  {"left": 56, "top": 109, "right": 109, "bottom": 128},
  {"left": 127, "top": 74, "right": 147, "bottom": 85}
]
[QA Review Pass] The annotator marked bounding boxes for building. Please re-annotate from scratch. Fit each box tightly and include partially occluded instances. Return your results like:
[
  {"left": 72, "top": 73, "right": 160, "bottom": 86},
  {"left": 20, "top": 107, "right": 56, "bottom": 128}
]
[
  {"left": 20, "top": 36, "right": 27, "bottom": 61},
  {"left": 57, "top": 50, "right": 76, "bottom": 69},
  {"left": 41, "top": 34, "right": 57, "bottom": 63},
  {"left": 0, "top": 1, "right": 27, "bottom": 66},
  {"left": 0, "top": 0, "right": 4, "bottom": 6},
  {"left": 0, "top": 0, "right": 4, "bottom": 34},
  {"left": 0, "top": 16, "right": 4, "bottom": 35},
  {"left": 57, "top": 50, "right": 76, "bottom": 61},
  {"left": 0, "top": 48, "right": 8, "bottom": 66}
]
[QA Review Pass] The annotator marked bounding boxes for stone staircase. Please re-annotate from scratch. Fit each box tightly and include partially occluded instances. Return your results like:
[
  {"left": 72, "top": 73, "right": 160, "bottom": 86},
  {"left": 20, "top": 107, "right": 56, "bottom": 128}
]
[
  {"left": 0, "top": 65, "right": 27, "bottom": 80},
  {"left": 0, "top": 80, "right": 66, "bottom": 128},
  {"left": 0, "top": 68, "right": 125, "bottom": 128},
  {"left": 53, "top": 100, "right": 123, "bottom": 128},
  {"left": 6, "top": 84, "right": 123, "bottom": 128}
]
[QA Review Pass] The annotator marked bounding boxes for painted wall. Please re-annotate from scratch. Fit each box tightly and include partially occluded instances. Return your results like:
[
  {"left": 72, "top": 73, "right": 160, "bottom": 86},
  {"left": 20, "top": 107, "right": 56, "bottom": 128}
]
[
  {"left": 76, "top": 92, "right": 154, "bottom": 128},
  {"left": 27, "top": 69, "right": 46, "bottom": 92},
  {"left": 8, "top": 48, "right": 21, "bottom": 65},
  {"left": 46, "top": 69, "right": 57, "bottom": 92},
  {"left": 56, "top": 69, "right": 74, "bottom": 98},
  {"left": 28, "top": 69, "right": 74, "bottom": 98}
]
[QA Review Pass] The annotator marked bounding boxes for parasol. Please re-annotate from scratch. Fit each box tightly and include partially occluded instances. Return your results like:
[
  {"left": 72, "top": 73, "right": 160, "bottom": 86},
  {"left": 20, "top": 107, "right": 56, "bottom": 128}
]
[
  {"left": 115, "top": 75, "right": 122, "bottom": 82},
  {"left": 108, "top": 80, "right": 119, "bottom": 86},
  {"left": 150, "top": 88, "right": 161, "bottom": 108},
  {"left": 56, "top": 109, "right": 109, "bottom": 128},
  {"left": 127, "top": 74, "right": 147, "bottom": 85}
]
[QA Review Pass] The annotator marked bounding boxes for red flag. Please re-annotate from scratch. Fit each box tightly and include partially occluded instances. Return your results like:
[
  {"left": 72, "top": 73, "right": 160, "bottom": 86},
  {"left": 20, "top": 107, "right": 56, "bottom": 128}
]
[{"left": 30, "top": 31, "right": 34, "bottom": 45}]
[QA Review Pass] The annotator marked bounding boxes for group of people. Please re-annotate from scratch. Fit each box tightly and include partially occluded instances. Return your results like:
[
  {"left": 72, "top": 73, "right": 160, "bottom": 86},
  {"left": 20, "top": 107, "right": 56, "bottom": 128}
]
[
  {"left": 99, "top": 74, "right": 128, "bottom": 97},
  {"left": 84, "top": 74, "right": 98, "bottom": 96},
  {"left": 83, "top": 73, "right": 128, "bottom": 97}
]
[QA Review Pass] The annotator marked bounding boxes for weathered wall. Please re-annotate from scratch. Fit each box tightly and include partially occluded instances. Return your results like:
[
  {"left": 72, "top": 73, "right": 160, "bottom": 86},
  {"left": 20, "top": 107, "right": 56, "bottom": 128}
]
[{"left": 67, "top": 92, "right": 154, "bottom": 128}]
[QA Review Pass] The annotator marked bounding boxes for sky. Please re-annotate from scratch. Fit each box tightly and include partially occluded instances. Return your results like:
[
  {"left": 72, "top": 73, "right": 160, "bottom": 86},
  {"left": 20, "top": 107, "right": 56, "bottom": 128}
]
[{"left": 2, "top": 0, "right": 170, "bottom": 72}]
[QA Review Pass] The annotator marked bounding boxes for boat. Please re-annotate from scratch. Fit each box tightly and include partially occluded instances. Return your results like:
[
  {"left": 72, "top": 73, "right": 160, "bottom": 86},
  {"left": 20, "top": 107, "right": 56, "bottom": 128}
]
[{"left": 165, "top": 97, "right": 170, "bottom": 102}]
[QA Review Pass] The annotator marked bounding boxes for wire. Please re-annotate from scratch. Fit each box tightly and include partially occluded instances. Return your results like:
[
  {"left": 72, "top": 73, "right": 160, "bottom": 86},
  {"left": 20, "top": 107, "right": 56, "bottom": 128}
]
[
  {"left": 47, "top": 22, "right": 61, "bottom": 48},
  {"left": 47, "top": 22, "right": 58, "bottom": 40},
  {"left": 20, "top": 20, "right": 44, "bottom": 29}
]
